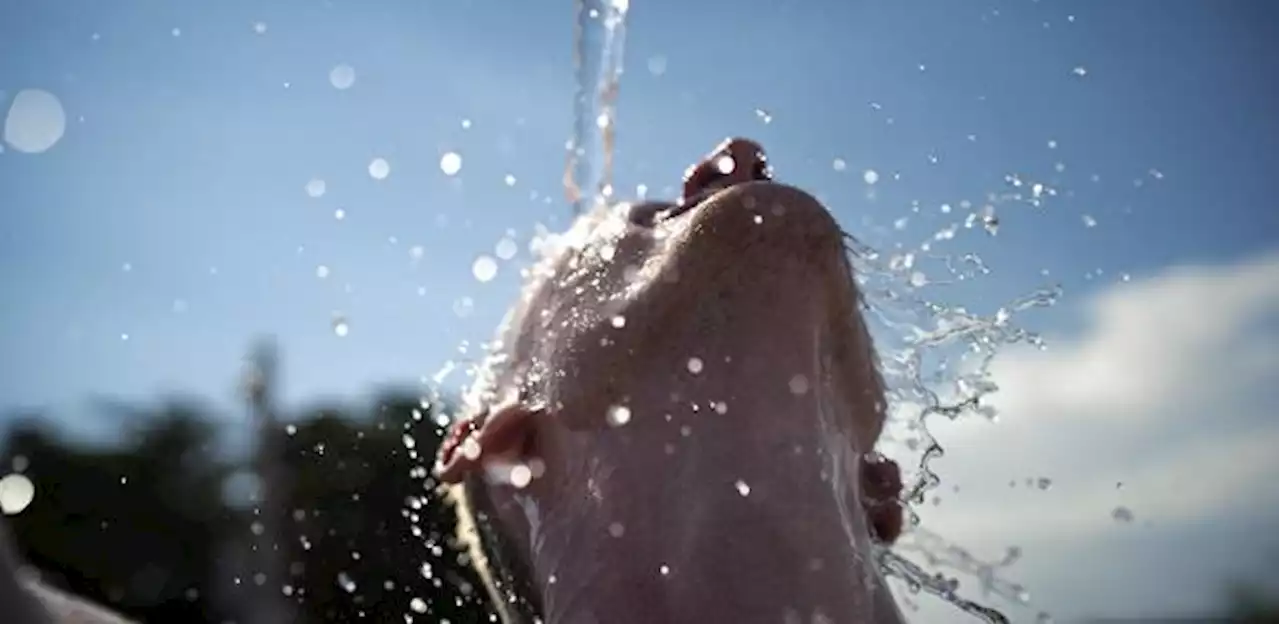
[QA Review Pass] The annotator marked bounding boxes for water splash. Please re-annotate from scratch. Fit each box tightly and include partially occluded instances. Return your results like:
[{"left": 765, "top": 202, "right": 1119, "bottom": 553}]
[
  {"left": 844, "top": 174, "right": 1068, "bottom": 621},
  {"left": 564, "top": 0, "right": 630, "bottom": 215},
  {"left": 423, "top": 151, "right": 1066, "bottom": 623}
]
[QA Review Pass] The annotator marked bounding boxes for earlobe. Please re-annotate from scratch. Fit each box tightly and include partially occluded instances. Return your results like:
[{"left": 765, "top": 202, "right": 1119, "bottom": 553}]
[
  {"left": 435, "top": 401, "right": 545, "bottom": 484},
  {"left": 860, "top": 453, "right": 905, "bottom": 545}
]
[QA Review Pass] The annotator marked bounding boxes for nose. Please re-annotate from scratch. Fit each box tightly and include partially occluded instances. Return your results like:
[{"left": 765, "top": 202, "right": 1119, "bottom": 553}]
[{"left": 681, "top": 137, "right": 772, "bottom": 206}]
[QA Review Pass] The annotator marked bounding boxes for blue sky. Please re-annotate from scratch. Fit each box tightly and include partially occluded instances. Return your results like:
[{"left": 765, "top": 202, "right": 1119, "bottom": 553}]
[{"left": 0, "top": 0, "right": 1275, "bottom": 621}]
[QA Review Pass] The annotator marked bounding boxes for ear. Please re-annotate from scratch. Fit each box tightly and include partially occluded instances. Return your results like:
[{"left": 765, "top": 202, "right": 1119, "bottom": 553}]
[
  {"left": 435, "top": 401, "right": 543, "bottom": 485},
  {"left": 861, "top": 453, "right": 905, "bottom": 545}
]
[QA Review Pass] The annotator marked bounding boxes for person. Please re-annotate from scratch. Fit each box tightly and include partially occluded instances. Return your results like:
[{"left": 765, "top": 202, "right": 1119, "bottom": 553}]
[{"left": 437, "top": 138, "right": 907, "bottom": 624}]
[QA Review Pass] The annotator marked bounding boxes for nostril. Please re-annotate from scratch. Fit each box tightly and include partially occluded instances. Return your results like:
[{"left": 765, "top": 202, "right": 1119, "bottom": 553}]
[
  {"left": 681, "top": 159, "right": 724, "bottom": 204},
  {"left": 682, "top": 139, "right": 772, "bottom": 206},
  {"left": 752, "top": 155, "right": 773, "bottom": 181}
]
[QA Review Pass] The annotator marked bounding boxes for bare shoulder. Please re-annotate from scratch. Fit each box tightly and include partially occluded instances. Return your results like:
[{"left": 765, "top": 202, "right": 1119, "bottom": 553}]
[
  {"left": 21, "top": 577, "right": 136, "bottom": 624},
  {"left": 2, "top": 520, "right": 133, "bottom": 624}
]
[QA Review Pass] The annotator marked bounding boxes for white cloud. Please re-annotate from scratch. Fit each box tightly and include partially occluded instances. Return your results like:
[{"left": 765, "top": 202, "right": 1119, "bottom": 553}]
[{"left": 888, "top": 248, "right": 1279, "bottom": 622}]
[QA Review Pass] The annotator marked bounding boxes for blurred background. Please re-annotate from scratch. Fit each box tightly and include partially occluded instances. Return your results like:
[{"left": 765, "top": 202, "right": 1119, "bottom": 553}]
[{"left": 0, "top": 0, "right": 1274, "bottom": 622}]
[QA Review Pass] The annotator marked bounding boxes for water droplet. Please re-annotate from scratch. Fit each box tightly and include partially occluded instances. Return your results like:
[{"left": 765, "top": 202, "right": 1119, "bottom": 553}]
[
  {"left": 734, "top": 480, "right": 751, "bottom": 496},
  {"left": 1081, "top": 214, "right": 1097, "bottom": 228},
  {"left": 504, "top": 174, "right": 517, "bottom": 186},
  {"left": 171, "top": 27, "right": 182, "bottom": 37},
  {"left": 409, "top": 597, "right": 427, "bottom": 613},
  {"left": 647, "top": 55, "right": 667, "bottom": 76},
  {"left": 0, "top": 473, "right": 35, "bottom": 515},
  {"left": 336, "top": 571, "right": 356, "bottom": 593},
  {"left": 909, "top": 271, "right": 929, "bottom": 287},
  {"left": 1035, "top": 477, "right": 1052, "bottom": 490},
  {"left": 332, "top": 316, "right": 350, "bottom": 337},
  {"left": 452, "top": 297, "right": 474, "bottom": 318},
  {"left": 1111, "top": 506, "right": 1134, "bottom": 523},
  {"left": 982, "top": 207, "right": 1000, "bottom": 235},
  {"left": 754, "top": 108, "right": 773, "bottom": 124},
  {"left": 460, "top": 437, "right": 481, "bottom": 461},
  {"left": 333, "top": 208, "right": 346, "bottom": 220},
  {"left": 368, "top": 157, "right": 390, "bottom": 180},
  {"left": 608, "top": 522, "right": 626, "bottom": 538},
  {"left": 3, "top": 89, "right": 67, "bottom": 154},
  {"left": 510, "top": 464, "right": 533, "bottom": 489},
  {"left": 1071, "top": 66, "right": 1088, "bottom": 77},
  {"left": 832, "top": 158, "right": 847, "bottom": 172},
  {"left": 714, "top": 154, "right": 735, "bottom": 174},
  {"left": 607, "top": 405, "right": 632, "bottom": 427},
  {"left": 439, "top": 152, "right": 463, "bottom": 176},
  {"left": 471, "top": 255, "right": 498, "bottom": 282},
  {"left": 329, "top": 64, "right": 356, "bottom": 90},
  {"left": 315, "top": 265, "right": 330, "bottom": 279},
  {"left": 610, "top": 315, "right": 627, "bottom": 328},
  {"left": 252, "top": 22, "right": 267, "bottom": 34},
  {"left": 305, "top": 178, "right": 327, "bottom": 198},
  {"left": 863, "top": 169, "right": 880, "bottom": 185},
  {"left": 788, "top": 374, "right": 810, "bottom": 395},
  {"left": 686, "top": 357, "right": 704, "bottom": 374},
  {"left": 495, "top": 237, "right": 518, "bottom": 260},
  {"left": 659, "top": 564, "right": 670, "bottom": 576}
]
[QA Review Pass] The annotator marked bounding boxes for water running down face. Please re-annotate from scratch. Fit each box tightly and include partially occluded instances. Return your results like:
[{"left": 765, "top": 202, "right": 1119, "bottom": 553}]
[{"left": 437, "top": 138, "right": 907, "bottom": 624}]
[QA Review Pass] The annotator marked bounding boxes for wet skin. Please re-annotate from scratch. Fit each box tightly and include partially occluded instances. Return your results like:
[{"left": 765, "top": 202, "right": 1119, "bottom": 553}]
[
  {"left": 1, "top": 520, "right": 135, "bottom": 624},
  {"left": 439, "top": 139, "right": 908, "bottom": 624}
]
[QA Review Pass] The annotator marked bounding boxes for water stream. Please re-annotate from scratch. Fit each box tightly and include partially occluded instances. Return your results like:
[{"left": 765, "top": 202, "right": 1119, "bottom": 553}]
[{"left": 563, "top": 0, "right": 630, "bottom": 216}]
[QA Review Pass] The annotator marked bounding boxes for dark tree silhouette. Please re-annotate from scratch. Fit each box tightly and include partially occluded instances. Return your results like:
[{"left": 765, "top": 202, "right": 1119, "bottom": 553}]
[
  {"left": 2, "top": 402, "right": 239, "bottom": 623},
  {"left": 274, "top": 392, "right": 493, "bottom": 623},
  {"left": 1, "top": 386, "right": 495, "bottom": 623}
]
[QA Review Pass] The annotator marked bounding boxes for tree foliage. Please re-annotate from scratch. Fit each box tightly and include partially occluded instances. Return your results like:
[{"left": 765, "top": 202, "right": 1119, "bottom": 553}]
[{"left": 1, "top": 390, "right": 493, "bottom": 623}]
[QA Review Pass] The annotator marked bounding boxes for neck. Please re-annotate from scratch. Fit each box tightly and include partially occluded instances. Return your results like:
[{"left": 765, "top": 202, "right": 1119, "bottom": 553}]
[{"left": 524, "top": 407, "right": 903, "bottom": 624}]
